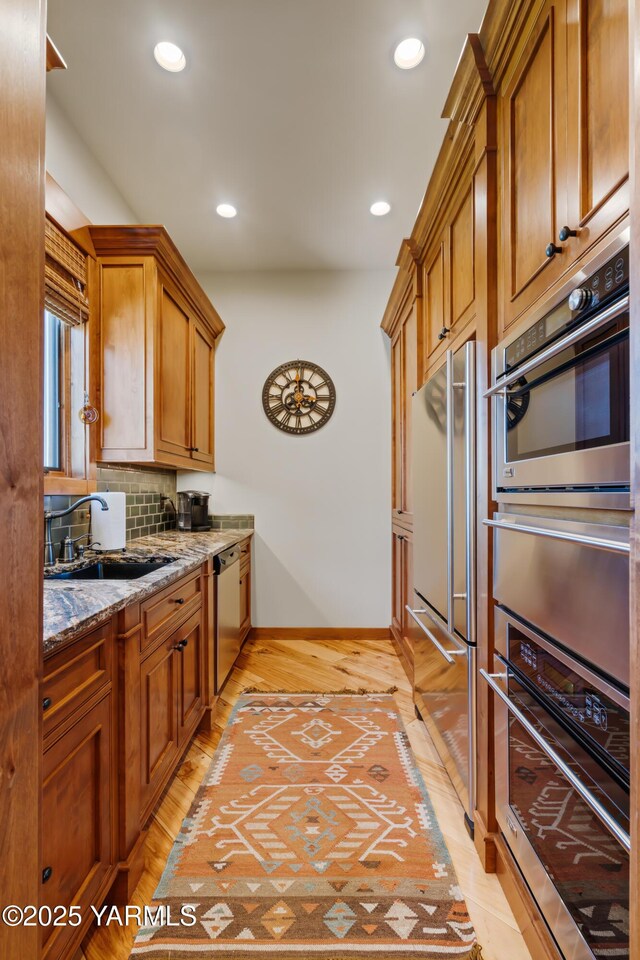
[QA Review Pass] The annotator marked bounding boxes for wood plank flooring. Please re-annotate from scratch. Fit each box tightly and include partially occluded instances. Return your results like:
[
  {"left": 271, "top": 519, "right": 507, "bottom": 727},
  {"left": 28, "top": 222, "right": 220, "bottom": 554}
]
[{"left": 77, "top": 631, "right": 532, "bottom": 960}]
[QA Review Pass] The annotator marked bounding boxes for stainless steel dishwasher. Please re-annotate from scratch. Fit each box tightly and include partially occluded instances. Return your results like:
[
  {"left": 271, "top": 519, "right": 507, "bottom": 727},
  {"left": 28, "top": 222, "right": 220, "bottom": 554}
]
[{"left": 214, "top": 545, "right": 241, "bottom": 691}]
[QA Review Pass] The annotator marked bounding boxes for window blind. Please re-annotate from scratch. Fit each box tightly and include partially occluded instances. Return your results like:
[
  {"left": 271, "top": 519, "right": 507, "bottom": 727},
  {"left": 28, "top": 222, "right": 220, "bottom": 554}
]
[{"left": 44, "top": 216, "right": 89, "bottom": 326}]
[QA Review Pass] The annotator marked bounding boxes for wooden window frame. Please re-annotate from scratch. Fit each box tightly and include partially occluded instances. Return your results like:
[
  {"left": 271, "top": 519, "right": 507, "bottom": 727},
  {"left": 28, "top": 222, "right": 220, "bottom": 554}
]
[{"left": 43, "top": 193, "right": 97, "bottom": 495}]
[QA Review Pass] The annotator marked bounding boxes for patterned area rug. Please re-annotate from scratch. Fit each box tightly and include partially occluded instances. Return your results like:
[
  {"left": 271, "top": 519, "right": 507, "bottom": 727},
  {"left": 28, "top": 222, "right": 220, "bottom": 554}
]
[{"left": 130, "top": 693, "right": 481, "bottom": 958}]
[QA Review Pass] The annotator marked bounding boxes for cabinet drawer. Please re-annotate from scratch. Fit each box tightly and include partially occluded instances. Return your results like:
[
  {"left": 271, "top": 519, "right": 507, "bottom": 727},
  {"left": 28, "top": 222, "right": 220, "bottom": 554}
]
[
  {"left": 42, "top": 620, "right": 113, "bottom": 737},
  {"left": 140, "top": 570, "right": 202, "bottom": 653}
]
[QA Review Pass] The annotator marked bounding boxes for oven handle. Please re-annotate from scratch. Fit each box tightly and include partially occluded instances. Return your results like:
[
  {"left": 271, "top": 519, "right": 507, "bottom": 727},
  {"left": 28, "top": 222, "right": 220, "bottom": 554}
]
[
  {"left": 483, "top": 518, "right": 630, "bottom": 555},
  {"left": 484, "top": 294, "right": 629, "bottom": 398},
  {"left": 480, "top": 667, "right": 631, "bottom": 853},
  {"left": 405, "top": 606, "right": 466, "bottom": 665}
]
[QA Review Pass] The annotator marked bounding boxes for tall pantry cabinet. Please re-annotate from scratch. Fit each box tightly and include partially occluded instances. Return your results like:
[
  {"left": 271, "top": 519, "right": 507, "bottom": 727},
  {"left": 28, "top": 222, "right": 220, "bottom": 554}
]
[{"left": 380, "top": 2, "right": 633, "bottom": 959}]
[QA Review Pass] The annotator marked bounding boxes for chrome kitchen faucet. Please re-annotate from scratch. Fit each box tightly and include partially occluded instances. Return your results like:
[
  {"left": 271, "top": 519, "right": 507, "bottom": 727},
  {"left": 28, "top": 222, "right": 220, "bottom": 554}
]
[{"left": 44, "top": 495, "right": 109, "bottom": 567}]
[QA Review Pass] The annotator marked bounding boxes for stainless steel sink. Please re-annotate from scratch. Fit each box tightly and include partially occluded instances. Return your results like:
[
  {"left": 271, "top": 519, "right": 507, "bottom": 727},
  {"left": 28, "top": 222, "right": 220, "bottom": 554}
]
[{"left": 46, "top": 558, "right": 176, "bottom": 581}]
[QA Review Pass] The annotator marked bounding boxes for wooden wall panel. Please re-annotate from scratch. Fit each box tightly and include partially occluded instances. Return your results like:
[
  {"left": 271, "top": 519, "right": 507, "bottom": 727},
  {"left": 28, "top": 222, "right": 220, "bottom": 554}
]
[{"left": 0, "top": 2, "right": 45, "bottom": 956}]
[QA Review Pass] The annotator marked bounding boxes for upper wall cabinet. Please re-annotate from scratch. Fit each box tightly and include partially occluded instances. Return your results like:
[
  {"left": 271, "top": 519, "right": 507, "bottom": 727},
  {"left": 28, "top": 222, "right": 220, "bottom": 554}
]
[
  {"left": 421, "top": 146, "right": 477, "bottom": 379},
  {"left": 88, "top": 227, "right": 224, "bottom": 471},
  {"left": 498, "top": 0, "right": 629, "bottom": 331}
]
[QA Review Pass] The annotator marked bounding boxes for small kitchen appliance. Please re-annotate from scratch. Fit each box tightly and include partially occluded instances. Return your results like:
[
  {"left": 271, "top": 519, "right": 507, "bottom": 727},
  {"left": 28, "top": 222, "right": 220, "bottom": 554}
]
[{"left": 177, "top": 490, "right": 211, "bottom": 531}]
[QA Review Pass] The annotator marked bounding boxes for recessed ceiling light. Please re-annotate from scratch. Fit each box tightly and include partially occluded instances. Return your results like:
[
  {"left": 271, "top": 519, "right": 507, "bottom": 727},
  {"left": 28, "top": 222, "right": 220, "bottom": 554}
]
[
  {"left": 370, "top": 201, "right": 391, "bottom": 217},
  {"left": 153, "top": 41, "right": 186, "bottom": 73},
  {"left": 216, "top": 203, "right": 237, "bottom": 219},
  {"left": 394, "top": 37, "right": 425, "bottom": 70}
]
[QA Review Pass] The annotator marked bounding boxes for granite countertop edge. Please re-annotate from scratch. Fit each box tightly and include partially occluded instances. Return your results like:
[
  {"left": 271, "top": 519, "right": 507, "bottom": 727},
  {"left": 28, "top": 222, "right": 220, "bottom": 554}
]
[{"left": 43, "top": 529, "right": 254, "bottom": 656}]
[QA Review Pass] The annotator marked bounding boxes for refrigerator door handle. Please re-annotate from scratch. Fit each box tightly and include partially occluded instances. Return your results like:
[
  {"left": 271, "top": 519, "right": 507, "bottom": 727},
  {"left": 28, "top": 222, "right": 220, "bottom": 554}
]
[
  {"left": 405, "top": 606, "right": 466, "bottom": 665},
  {"left": 464, "top": 341, "right": 476, "bottom": 646},
  {"left": 446, "top": 350, "right": 454, "bottom": 633}
]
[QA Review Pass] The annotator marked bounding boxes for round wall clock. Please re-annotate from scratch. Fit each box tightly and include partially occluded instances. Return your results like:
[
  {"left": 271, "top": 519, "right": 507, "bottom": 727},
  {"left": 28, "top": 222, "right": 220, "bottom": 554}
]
[{"left": 262, "top": 360, "right": 336, "bottom": 434}]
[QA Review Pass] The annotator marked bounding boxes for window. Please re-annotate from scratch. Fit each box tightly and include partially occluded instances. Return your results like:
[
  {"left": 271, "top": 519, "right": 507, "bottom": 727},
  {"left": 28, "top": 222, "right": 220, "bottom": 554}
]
[
  {"left": 43, "top": 310, "right": 63, "bottom": 472},
  {"left": 43, "top": 214, "right": 92, "bottom": 491}
]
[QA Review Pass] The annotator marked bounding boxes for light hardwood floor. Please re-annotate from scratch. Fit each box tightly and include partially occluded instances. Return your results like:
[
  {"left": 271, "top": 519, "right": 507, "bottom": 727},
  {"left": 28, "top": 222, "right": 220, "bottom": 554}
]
[{"left": 77, "top": 631, "right": 532, "bottom": 960}]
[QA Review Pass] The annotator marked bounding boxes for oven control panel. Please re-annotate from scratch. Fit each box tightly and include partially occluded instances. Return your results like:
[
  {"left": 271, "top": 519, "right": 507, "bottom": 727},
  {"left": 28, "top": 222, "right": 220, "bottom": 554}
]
[{"left": 504, "top": 246, "right": 629, "bottom": 371}]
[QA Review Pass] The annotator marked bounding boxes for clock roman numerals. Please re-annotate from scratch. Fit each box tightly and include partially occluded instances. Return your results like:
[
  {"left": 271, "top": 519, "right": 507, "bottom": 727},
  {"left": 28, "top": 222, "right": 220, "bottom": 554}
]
[{"left": 262, "top": 360, "right": 335, "bottom": 434}]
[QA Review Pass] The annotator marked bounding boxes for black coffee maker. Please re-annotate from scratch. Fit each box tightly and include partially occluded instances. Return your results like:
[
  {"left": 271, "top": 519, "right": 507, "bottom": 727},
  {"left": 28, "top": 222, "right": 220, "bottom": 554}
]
[{"left": 177, "top": 491, "right": 211, "bottom": 531}]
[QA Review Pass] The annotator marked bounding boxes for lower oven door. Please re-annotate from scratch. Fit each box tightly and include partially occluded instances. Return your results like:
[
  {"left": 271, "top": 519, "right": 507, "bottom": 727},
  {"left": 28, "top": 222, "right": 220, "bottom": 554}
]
[
  {"left": 482, "top": 660, "right": 629, "bottom": 960},
  {"left": 410, "top": 598, "right": 475, "bottom": 828}
]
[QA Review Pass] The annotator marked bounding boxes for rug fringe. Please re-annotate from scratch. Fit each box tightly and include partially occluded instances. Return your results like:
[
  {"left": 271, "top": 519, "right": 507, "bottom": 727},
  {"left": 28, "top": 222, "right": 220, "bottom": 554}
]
[
  {"left": 468, "top": 944, "right": 484, "bottom": 960},
  {"left": 241, "top": 686, "right": 399, "bottom": 695}
]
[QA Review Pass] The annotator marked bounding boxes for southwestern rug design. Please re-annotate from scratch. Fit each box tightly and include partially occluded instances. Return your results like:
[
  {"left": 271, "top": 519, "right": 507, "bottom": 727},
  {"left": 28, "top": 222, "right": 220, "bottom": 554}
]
[{"left": 129, "top": 693, "right": 482, "bottom": 958}]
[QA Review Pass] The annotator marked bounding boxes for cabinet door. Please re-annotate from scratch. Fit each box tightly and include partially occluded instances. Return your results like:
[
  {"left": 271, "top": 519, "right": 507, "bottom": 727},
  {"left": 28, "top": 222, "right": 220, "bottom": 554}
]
[
  {"left": 391, "top": 332, "right": 403, "bottom": 517},
  {"left": 423, "top": 239, "right": 447, "bottom": 361},
  {"left": 239, "top": 567, "right": 251, "bottom": 642},
  {"left": 140, "top": 635, "right": 178, "bottom": 816},
  {"left": 449, "top": 181, "right": 475, "bottom": 329},
  {"left": 500, "top": 0, "right": 568, "bottom": 329},
  {"left": 191, "top": 321, "right": 215, "bottom": 467},
  {"left": 391, "top": 527, "right": 414, "bottom": 678},
  {"left": 401, "top": 304, "right": 417, "bottom": 519},
  {"left": 176, "top": 612, "right": 204, "bottom": 747},
  {"left": 157, "top": 282, "right": 191, "bottom": 459},
  {"left": 391, "top": 527, "right": 405, "bottom": 641},
  {"left": 565, "top": 0, "right": 629, "bottom": 260},
  {"left": 42, "top": 694, "right": 114, "bottom": 960}
]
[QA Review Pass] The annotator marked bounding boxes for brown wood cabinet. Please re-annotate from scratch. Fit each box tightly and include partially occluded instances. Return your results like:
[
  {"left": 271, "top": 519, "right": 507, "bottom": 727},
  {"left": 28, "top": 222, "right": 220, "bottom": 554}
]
[
  {"left": 88, "top": 226, "right": 224, "bottom": 471},
  {"left": 391, "top": 524, "right": 414, "bottom": 682},
  {"left": 139, "top": 609, "right": 204, "bottom": 819},
  {"left": 498, "top": 0, "right": 629, "bottom": 331},
  {"left": 421, "top": 159, "right": 477, "bottom": 378},
  {"left": 41, "top": 620, "right": 116, "bottom": 960},
  {"left": 388, "top": 259, "right": 420, "bottom": 530},
  {"left": 239, "top": 537, "right": 252, "bottom": 644}
]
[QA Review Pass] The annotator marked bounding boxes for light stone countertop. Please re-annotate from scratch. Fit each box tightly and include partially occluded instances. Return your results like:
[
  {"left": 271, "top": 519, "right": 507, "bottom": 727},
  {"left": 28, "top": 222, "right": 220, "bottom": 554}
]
[{"left": 43, "top": 529, "right": 253, "bottom": 656}]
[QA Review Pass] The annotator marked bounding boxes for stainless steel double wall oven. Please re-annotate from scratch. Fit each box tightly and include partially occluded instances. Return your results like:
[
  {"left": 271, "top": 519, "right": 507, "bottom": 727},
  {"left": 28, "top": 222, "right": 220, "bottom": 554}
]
[{"left": 484, "top": 229, "right": 631, "bottom": 960}]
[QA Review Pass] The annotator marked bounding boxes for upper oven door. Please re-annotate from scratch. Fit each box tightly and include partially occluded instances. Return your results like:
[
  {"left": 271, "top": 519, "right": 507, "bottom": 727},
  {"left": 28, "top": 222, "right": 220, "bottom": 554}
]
[{"left": 492, "top": 295, "right": 629, "bottom": 507}]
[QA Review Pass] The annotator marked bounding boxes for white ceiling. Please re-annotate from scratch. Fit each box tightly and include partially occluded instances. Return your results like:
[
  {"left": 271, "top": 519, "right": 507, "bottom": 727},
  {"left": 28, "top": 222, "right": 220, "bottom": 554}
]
[{"left": 46, "top": 0, "right": 486, "bottom": 272}]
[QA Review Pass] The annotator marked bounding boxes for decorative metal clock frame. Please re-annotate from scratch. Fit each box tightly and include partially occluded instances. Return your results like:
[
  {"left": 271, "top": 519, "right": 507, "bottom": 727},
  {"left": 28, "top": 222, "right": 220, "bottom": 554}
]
[{"left": 262, "top": 360, "right": 336, "bottom": 434}]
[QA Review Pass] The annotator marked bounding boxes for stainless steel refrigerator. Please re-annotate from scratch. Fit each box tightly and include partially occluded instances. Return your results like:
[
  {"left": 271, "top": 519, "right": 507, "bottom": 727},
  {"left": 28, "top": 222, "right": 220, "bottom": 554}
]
[{"left": 407, "top": 341, "right": 476, "bottom": 836}]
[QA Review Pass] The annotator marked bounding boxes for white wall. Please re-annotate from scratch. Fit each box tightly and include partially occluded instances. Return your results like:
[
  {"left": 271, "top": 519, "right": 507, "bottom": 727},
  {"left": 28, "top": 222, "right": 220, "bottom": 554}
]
[
  {"left": 46, "top": 96, "right": 138, "bottom": 224},
  {"left": 179, "top": 269, "right": 394, "bottom": 628}
]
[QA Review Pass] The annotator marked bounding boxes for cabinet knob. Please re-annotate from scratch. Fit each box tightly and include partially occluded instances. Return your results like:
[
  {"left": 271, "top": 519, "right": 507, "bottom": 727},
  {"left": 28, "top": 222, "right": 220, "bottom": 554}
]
[
  {"left": 437, "top": 326, "right": 450, "bottom": 341},
  {"left": 545, "top": 241, "right": 562, "bottom": 258},
  {"left": 42, "top": 697, "right": 52, "bottom": 712},
  {"left": 398, "top": 535, "right": 405, "bottom": 542},
  {"left": 174, "top": 639, "right": 189, "bottom": 652},
  {"left": 189, "top": 447, "right": 200, "bottom": 453},
  {"left": 558, "top": 225, "right": 577, "bottom": 242},
  {"left": 42, "top": 866, "right": 53, "bottom": 884},
  {"left": 171, "top": 597, "right": 185, "bottom": 605}
]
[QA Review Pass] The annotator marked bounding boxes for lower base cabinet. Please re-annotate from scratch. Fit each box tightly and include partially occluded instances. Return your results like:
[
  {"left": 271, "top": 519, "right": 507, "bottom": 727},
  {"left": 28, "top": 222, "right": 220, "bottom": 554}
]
[
  {"left": 238, "top": 536, "right": 252, "bottom": 644},
  {"left": 391, "top": 523, "right": 414, "bottom": 680},
  {"left": 41, "top": 540, "right": 253, "bottom": 951},
  {"left": 139, "top": 608, "right": 205, "bottom": 820},
  {"left": 239, "top": 566, "right": 251, "bottom": 642},
  {"left": 41, "top": 630, "right": 116, "bottom": 960}
]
